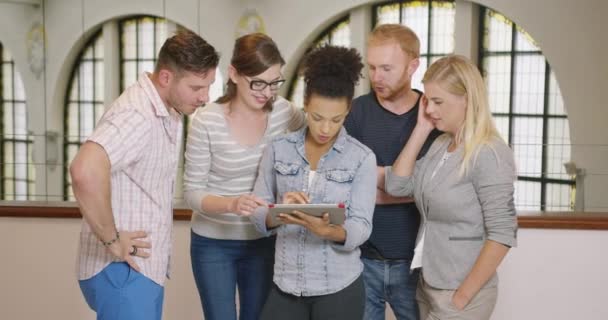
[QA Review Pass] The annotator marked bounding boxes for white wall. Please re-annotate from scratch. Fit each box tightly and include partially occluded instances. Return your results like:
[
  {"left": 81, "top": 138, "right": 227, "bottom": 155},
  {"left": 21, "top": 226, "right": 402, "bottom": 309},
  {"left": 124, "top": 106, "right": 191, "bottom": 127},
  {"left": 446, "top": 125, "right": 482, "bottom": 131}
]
[{"left": 1, "top": 217, "right": 607, "bottom": 319}]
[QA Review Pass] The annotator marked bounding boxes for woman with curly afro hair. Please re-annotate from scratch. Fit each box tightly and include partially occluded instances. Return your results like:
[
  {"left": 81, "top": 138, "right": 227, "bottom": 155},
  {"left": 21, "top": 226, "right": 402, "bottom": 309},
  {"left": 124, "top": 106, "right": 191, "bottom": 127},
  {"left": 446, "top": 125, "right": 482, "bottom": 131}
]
[{"left": 250, "top": 45, "right": 378, "bottom": 320}]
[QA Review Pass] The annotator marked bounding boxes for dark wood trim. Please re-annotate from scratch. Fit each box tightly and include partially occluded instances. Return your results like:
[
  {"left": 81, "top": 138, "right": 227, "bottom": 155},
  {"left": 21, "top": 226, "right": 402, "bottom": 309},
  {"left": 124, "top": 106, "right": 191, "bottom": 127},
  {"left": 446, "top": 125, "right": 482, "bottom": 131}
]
[
  {"left": 1, "top": 205, "right": 608, "bottom": 230},
  {"left": 0, "top": 205, "right": 193, "bottom": 221}
]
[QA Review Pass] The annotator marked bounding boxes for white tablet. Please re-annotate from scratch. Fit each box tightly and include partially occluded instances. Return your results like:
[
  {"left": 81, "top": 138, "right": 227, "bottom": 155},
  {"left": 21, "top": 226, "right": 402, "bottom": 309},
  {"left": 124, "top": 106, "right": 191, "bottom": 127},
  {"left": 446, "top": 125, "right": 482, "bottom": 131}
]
[{"left": 268, "top": 203, "right": 346, "bottom": 226}]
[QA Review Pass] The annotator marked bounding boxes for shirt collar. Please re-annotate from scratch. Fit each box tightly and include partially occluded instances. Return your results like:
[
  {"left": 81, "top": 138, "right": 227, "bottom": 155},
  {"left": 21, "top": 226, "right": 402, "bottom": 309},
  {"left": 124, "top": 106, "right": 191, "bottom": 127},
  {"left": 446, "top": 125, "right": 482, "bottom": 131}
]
[
  {"left": 287, "top": 126, "right": 348, "bottom": 153},
  {"left": 139, "top": 72, "right": 171, "bottom": 118}
]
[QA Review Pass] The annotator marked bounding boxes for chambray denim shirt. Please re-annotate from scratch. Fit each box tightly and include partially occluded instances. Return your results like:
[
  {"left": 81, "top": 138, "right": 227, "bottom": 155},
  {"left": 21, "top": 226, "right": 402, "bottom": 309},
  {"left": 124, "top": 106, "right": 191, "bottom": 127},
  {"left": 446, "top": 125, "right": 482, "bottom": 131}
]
[{"left": 250, "top": 127, "right": 377, "bottom": 296}]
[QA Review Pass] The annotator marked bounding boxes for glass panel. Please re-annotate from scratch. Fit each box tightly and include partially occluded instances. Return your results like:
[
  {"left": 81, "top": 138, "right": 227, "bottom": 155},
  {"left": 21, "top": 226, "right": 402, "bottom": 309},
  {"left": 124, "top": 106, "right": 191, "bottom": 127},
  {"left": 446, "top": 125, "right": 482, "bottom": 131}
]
[
  {"left": 515, "top": 26, "right": 540, "bottom": 51},
  {"left": 123, "top": 61, "right": 137, "bottom": 88},
  {"left": 546, "top": 183, "right": 573, "bottom": 211},
  {"left": 515, "top": 180, "right": 541, "bottom": 211},
  {"left": 4, "top": 141, "right": 14, "bottom": 178},
  {"left": 330, "top": 20, "right": 351, "bottom": 48},
  {"left": 483, "top": 56, "right": 511, "bottom": 114},
  {"left": 13, "top": 72, "right": 25, "bottom": 101},
  {"left": 155, "top": 19, "right": 168, "bottom": 55},
  {"left": 493, "top": 115, "right": 510, "bottom": 142},
  {"left": 209, "top": 68, "right": 224, "bottom": 102},
  {"left": 376, "top": 4, "right": 400, "bottom": 25},
  {"left": 484, "top": 10, "right": 512, "bottom": 52},
  {"left": 138, "top": 60, "right": 155, "bottom": 74},
  {"left": 548, "top": 70, "right": 566, "bottom": 115},
  {"left": 291, "top": 76, "right": 305, "bottom": 109},
  {"left": 3, "top": 102, "right": 14, "bottom": 136},
  {"left": 138, "top": 19, "right": 156, "bottom": 60},
  {"left": 80, "top": 61, "right": 94, "bottom": 101},
  {"left": 546, "top": 118, "right": 571, "bottom": 180},
  {"left": 122, "top": 21, "right": 137, "bottom": 59},
  {"left": 513, "top": 54, "right": 545, "bottom": 115},
  {"left": 430, "top": 1, "right": 455, "bottom": 54},
  {"left": 412, "top": 56, "right": 427, "bottom": 92},
  {"left": 80, "top": 103, "right": 94, "bottom": 140},
  {"left": 67, "top": 103, "right": 79, "bottom": 141},
  {"left": 95, "top": 61, "right": 104, "bottom": 101},
  {"left": 14, "top": 103, "right": 27, "bottom": 137},
  {"left": 512, "top": 117, "right": 543, "bottom": 178},
  {"left": 402, "top": 2, "right": 429, "bottom": 55}
]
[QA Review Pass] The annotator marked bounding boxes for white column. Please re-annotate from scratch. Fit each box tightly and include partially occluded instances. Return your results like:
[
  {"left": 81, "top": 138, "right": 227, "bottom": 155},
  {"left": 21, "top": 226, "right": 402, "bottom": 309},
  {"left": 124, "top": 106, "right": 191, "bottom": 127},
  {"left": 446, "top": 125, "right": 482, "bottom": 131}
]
[{"left": 350, "top": 5, "right": 371, "bottom": 97}]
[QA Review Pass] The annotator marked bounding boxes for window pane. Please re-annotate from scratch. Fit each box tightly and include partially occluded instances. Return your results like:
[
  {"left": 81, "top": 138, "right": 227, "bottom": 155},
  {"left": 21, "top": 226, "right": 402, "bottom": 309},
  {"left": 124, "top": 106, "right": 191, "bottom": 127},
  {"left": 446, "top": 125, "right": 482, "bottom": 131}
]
[
  {"left": 484, "top": 10, "right": 512, "bottom": 52},
  {"left": 330, "top": 21, "right": 351, "bottom": 47},
  {"left": 513, "top": 54, "right": 545, "bottom": 115},
  {"left": 138, "top": 19, "right": 156, "bottom": 59},
  {"left": 402, "top": 2, "right": 429, "bottom": 55},
  {"left": 376, "top": 4, "right": 400, "bottom": 25},
  {"left": 515, "top": 26, "right": 540, "bottom": 51},
  {"left": 14, "top": 102, "right": 27, "bottom": 137},
  {"left": 122, "top": 21, "right": 137, "bottom": 59},
  {"left": 412, "top": 56, "right": 427, "bottom": 92},
  {"left": 546, "top": 118, "right": 571, "bottom": 180},
  {"left": 493, "top": 115, "right": 510, "bottom": 142},
  {"left": 123, "top": 61, "right": 137, "bottom": 87},
  {"left": 546, "top": 183, "right": 573, "bottom": 211},
  {"left": 515, "top": 180, "right": 541, "bottom": 211},
  {"left": 484, "top": 55, "right": 511, "bottom": 114},
  {"left": 430, "top": 1, "right": 455, "bottom": 53},
  {"left": 138, "top": 60, "right": 155, "bottom": 74},
  {"left": 80, "top": 61, "right": 94, "bottom": 101},
  {"left": 291, "top": 76, "right": 305, "bottom": 110},
  {"left": 512, "top": 117, "right": 543, "bottom": 178},
  {"left": 3, "top": 102, "right": 14, "bottom": 136},
  {"left": 209, "top": 68, "right": 224, "bottom": 103},
  {"left": 548, "top": 70, "right": 565, "bottom": 115}
]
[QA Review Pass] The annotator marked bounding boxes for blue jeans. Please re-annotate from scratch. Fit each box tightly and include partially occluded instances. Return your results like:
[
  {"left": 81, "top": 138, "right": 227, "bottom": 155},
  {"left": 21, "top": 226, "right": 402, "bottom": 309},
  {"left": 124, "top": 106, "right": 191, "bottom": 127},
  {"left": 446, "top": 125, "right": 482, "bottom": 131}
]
[
  {"left": 190, "top": 231, "right": 275, "bottom": 320},
  {"left": 362, "top": 258, "right": 419, "bottom": 320},
  {"left": 79, "top": 262, "right": 164, "bottom": 320}
]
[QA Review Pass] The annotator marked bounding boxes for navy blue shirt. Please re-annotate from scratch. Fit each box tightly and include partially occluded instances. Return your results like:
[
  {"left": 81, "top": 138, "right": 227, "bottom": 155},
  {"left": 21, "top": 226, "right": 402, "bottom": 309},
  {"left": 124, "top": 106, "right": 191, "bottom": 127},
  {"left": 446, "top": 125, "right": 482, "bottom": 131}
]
[{"left": 344, "top": 90, "right": 439, "bottom": 260}]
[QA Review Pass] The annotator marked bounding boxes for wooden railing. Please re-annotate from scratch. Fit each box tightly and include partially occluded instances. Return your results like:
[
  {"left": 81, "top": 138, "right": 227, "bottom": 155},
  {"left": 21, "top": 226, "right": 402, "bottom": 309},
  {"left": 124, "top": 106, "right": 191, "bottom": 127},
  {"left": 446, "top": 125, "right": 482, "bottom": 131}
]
[{"left": 1, "top": 203, "right": 607, "bottom": 230}]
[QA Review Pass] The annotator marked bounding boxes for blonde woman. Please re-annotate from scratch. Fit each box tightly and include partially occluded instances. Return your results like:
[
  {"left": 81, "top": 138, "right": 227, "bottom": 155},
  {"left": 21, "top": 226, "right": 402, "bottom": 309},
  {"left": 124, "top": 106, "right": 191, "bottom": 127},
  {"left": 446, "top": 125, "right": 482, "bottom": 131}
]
[{"left": 385, "top": 55, "right": 517, "bottom": 320}]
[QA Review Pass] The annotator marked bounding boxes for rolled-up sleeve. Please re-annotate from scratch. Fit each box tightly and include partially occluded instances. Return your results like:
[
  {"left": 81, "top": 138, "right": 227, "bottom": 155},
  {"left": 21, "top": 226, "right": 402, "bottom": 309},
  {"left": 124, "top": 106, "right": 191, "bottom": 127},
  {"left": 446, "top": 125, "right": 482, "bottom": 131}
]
[
  {"left": 332, "top": 152, "right": 377, "bottom": 252},
  {"left": 385, "top": 165, "right": 416, "bottom": 197},
  {"left": 88, "top": 109, "right": 151, "bottom": 172},
  {"left": 473, "top": 143, "right": 518, "bottom": 247},
  {"left": 250, "top": 143, "right": 278, "bottom": 236}
]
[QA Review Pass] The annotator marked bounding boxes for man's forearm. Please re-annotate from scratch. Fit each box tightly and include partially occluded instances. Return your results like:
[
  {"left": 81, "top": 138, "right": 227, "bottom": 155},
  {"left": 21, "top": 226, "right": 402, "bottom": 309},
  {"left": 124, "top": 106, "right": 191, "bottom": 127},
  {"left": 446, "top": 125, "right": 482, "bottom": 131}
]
[{"left": 376, "top": 188, "right": 415, "bottom": 204}]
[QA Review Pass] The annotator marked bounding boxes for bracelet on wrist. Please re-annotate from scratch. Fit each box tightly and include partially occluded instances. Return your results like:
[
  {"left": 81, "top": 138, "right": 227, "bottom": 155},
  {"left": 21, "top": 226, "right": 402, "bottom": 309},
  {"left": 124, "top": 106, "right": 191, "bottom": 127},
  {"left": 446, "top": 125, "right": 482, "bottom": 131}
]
[{"left": 100, "top": 231, "right": 120, "bottom": 246}]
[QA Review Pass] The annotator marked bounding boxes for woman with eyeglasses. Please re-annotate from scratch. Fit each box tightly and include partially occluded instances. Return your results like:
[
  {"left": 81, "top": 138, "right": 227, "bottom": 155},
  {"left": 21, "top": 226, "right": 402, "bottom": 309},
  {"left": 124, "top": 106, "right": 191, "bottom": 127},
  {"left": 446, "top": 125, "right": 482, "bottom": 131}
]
[{"left": 183, "top": 33, "right": 305, "bottom": 320}]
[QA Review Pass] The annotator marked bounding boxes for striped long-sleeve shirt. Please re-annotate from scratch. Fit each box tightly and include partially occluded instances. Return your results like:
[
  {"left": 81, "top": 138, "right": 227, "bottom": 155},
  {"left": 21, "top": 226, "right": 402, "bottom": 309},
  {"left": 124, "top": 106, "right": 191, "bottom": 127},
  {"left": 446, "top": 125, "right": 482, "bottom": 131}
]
[{"left": 183, "top": 97, "right": 304, "bottom": 240}]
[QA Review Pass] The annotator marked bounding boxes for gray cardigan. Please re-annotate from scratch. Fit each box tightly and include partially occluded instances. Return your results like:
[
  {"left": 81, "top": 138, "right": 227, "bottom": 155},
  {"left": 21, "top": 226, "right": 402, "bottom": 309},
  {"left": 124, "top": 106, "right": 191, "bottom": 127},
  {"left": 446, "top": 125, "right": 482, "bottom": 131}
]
[{"left": 386, "top": 134, "right": 517, "bottom": 290}]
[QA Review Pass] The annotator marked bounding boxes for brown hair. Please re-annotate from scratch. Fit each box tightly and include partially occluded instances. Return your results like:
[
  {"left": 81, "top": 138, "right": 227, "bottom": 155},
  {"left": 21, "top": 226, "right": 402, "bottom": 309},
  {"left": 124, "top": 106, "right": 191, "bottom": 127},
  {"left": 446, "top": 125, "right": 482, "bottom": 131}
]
[
  {"left": 216, "top": 33, "right": 285, "bottom": 111},
  {"left": 368, "top": 24, "right": 420, "bottom": 58},
  {"left": 155, "top": 29, "right": 219, "bottom": 76}
]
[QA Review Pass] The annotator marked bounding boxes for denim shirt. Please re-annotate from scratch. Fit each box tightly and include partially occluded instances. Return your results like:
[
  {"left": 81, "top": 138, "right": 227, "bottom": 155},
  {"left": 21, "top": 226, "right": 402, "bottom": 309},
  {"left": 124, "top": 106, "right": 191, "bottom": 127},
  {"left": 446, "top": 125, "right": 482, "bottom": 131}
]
[{"left": 250, "top": 127, "right": 377, "bottom": 296}]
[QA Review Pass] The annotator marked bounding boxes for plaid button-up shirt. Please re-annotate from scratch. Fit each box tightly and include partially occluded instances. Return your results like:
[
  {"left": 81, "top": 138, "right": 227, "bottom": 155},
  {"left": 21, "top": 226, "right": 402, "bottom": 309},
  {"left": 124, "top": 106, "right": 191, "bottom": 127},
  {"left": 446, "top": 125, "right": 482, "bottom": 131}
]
[{"left": 76, "top": 73, "right": 183, "bottom": 286}]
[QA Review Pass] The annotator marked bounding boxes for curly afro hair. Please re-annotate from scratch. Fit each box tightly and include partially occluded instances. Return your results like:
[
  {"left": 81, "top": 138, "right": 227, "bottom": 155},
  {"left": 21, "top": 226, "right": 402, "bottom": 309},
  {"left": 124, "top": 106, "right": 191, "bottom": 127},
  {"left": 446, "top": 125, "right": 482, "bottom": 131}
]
[{"left": 302, "top": 45, "right": 363, "bottom": 105}]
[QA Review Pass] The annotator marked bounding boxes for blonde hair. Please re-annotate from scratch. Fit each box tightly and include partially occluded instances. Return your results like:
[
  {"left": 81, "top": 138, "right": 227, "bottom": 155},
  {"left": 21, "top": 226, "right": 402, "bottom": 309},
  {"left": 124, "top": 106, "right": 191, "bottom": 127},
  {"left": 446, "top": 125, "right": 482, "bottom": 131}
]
[
  {"left": 422, "top": 55, "right": 502, "bottom": 175},
  {"left": 368, "top": 24, "right": 420, "bottom": 58}
]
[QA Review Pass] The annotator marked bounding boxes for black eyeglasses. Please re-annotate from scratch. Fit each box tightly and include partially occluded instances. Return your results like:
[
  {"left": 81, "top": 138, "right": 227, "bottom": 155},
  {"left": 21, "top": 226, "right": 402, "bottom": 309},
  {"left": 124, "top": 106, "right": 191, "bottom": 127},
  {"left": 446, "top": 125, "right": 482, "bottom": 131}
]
[{"left": 245, "top": 77, "right": 286, "bottom": 91}]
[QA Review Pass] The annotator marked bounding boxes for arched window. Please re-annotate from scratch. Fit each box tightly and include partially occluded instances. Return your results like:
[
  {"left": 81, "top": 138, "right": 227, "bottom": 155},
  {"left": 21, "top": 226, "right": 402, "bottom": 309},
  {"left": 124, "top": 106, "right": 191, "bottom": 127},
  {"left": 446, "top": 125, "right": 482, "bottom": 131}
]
[
  {"left": 63, "top": 16, "right": 223, "bottom": 200},
  {"left": 480, "top": 8, "right": 573, "bottom": 211},
  {"left": 287, "top": 16, "right": 351, "bottom": 108},
  {"left": 63, "top": 31, "right": 104, "bottom": 200},
  {"left": 1, "top": 43, "right": 33, "bottom": 200},
  {"left": 373, "top": 0, "right": 456, "bottom": 90}
]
